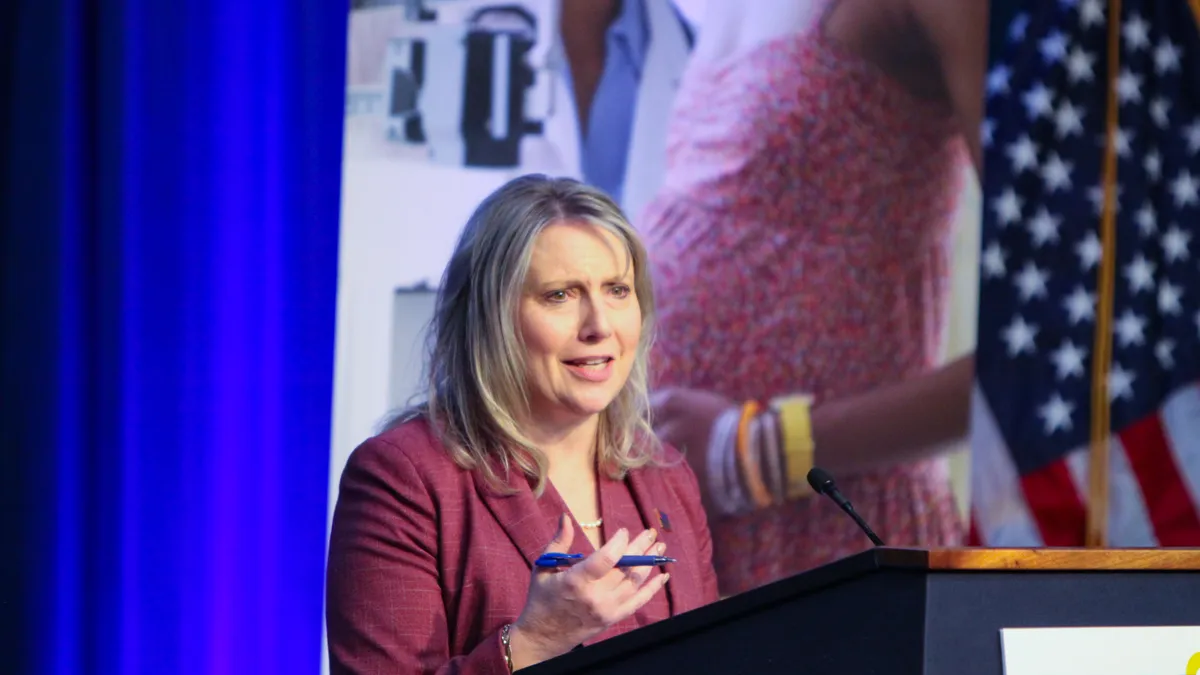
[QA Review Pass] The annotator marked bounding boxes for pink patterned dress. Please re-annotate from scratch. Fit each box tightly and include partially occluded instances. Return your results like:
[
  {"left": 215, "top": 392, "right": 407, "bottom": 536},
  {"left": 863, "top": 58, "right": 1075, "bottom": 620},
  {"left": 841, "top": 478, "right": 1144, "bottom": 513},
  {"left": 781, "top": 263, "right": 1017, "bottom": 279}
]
[{"left": 640, "top": 20, "right": 967, "bottom": 596}]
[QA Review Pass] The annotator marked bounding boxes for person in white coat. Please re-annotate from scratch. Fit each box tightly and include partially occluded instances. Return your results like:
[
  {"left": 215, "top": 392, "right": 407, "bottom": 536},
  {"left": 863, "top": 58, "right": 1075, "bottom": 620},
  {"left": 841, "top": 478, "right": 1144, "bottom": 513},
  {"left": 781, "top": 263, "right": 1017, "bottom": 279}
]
[{"left": 541, "top": 0, "right": 696, "bottom": 220}]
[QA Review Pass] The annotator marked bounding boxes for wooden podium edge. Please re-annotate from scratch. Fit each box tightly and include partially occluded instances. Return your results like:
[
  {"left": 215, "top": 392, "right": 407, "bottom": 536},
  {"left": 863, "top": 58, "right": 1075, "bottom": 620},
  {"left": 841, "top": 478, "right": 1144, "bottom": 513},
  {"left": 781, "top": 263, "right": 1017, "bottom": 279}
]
[{"left": 877, "top": 547, "right": 1200, "bottom": 571}]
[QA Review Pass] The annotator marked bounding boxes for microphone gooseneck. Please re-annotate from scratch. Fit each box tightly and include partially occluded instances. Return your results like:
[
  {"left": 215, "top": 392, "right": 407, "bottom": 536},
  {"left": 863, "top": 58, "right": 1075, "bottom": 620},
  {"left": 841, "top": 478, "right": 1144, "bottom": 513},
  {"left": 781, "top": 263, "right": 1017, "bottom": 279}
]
[{"left": 806, "top": 467, "right": 886, "bottom": 547}]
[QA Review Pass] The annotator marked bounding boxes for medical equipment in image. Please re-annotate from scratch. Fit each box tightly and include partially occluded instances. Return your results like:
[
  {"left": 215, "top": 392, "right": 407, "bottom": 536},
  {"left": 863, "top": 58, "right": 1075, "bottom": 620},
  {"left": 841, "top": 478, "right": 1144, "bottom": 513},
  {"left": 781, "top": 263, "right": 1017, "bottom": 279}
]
[{"left": 382, "top": 0, "right": 559, "bottom": 168}]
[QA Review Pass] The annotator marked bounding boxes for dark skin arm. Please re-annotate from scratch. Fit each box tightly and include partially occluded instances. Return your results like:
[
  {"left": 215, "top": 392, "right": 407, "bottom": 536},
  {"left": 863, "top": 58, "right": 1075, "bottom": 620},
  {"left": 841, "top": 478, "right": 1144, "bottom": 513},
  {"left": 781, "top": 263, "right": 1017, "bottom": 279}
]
[
  {"left": 654, "top": 354, "right": 975, "bottom": 512},
  {"left": 910, "top": 0, "right": 988, "bottom": 175}
]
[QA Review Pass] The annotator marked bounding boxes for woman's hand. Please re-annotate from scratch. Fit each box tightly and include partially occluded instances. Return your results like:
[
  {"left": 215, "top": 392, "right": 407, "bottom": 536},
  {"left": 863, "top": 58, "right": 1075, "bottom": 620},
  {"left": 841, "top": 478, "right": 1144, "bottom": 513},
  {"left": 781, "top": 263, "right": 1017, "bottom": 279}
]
[{"left": 508, "top": 514, "right": 669, "bottom": 669}]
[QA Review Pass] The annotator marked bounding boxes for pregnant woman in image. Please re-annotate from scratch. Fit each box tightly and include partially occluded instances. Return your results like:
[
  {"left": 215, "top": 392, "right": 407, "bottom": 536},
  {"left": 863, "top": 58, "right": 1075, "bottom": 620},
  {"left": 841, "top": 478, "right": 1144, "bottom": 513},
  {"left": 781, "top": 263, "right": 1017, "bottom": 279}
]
[{"left": 642, "top": 0, "right": 988, "bottom": 596}]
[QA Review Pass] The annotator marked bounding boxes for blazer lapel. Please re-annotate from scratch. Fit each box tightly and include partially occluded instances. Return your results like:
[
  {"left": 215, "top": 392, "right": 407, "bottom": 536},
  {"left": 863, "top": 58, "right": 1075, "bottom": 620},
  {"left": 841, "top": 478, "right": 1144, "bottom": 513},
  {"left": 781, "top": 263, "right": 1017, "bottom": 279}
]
[
  {"left": 473, "top": 467, "right": 554, "bottom": 570},
  {"left": 625, "top": 468, "right": 689, "bottom": 614}
]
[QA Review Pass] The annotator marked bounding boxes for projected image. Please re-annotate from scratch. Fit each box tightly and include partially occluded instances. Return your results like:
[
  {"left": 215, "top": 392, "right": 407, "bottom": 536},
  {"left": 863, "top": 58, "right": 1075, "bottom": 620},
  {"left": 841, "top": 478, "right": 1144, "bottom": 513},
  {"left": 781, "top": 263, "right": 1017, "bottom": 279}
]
[
  {"left": 345, "top": 0, "right": 553, "bottom": 170},
  {"left": 330, "top": 0, "right": 985, "bottom": 616}
]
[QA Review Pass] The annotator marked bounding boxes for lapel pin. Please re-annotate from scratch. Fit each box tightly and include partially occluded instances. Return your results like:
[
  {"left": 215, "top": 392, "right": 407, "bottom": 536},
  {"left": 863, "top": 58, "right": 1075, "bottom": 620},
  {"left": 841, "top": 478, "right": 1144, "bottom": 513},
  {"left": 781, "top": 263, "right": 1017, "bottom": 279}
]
[{"left": 655, "top": 509, "right": 673, "bottom": 532}]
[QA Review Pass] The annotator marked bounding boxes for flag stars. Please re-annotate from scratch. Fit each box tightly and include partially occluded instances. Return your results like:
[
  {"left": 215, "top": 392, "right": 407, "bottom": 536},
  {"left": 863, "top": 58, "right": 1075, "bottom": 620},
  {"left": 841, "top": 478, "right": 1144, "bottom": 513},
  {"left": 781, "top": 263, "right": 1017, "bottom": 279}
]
[
  {"left": 1028, "top": 208, "right": 1062, "bottom": 247},
  {"left": 1150, "top": 98, "right": 1171, "bottom": 128},
  {"left": 1116, "top": 68, "right": 1143, "bottom": 104},
  {"left": 1039, "top": 394, "right": 1075, "bottom": 434},
  {"left": 1121, "top": 14, "right": 1150, "bottom": 51},
  {"left": 1054, "top": 102, "right": 1085, "bottom": 138},
  {"left": 1006, "top": 135, "right": 1039, "bottom": 173},
  {"left": 1135, "top": 203, "right": 1157, "bottom": 236},
  {"left": 1051, "top": 340, "right": 1088, "bottom": 380},
  {"left": 1064, "top": 286, "right": 1097, "bottom": 324},
  {"left": 1156, "top": 339, "right": 1176, "bottom": 370},
  {"left": 1123, "top": 254, "right": 1156, "bottom": 294},
  {"left": 987, "top": 65, "right": 1011, "bottom": 97},
  {"left": 1170, "top": 170, "right": 1199, "bottom": 208},
  {"left": 1009, "top": 14, "right": 1030, "bottom": 42},
  {"left": 1003, "top": 316, "right": 1039, "bottom": 356},
  {"left": 1162, "top": 226, "right": 1191, "bottom": 263},
  {"left": 1184, "top": 121, "right": 1200, "bottom": 153},
  {"left": 981, "top": 26, "right": 1200, "bottom": 433},
  {"left": 1065, "top": 46, "right": 1095, "bottom": 83},
  {"left": 1079, "top": 0, "right": 1105, "bottom": 27},
  {"left": 1145, "top": 152, "right": 1162, "bottom": 181},
  {"left": 1114, "top": 309, "right": 1147, "bottom": 347},
  {"left": 1040, "top": 31, "right": 1069, "bottom": 63},
  {"left": 1076, "top": 231, "right": 1102, "bottom": 270},
  {"left": 1159, "top": 281, "right": 1184, "bottom": 315},
  {"left": 1107, "top": 363, "right": 1136, "bottom": 402},
  {"left": 1023, "top": 84, "right": 1055, "bottom": 119},
  {"left": 993, "top": 188, "right": 1023, "bottom": 226},
  {"left": 982, "top": 242, "right": 1007, "bottom": 278},
  {"left": 1041, "top": 153, "right": 1074, "bottom": 192},
  {"left": 1154, "top": 38, "right": 1181, "bottom": 74},
  {"left": 1014, "top": 262, "right": 1051, "bottom": 301}
]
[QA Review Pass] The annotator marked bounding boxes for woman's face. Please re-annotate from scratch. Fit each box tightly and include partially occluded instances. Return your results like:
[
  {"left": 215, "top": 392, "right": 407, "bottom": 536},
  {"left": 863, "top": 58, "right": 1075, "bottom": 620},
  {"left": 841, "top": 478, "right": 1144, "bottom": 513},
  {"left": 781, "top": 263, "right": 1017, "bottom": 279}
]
[{"left": 517, "top": 220, "right": 642, "bottom": 432}]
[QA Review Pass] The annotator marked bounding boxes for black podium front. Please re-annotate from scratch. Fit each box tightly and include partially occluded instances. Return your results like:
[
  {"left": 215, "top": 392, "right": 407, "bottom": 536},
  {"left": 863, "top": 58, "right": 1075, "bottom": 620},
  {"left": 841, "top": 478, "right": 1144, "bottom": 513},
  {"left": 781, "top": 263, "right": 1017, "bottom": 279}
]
[{"left": 523, "top": 548, "right": 1200, "bottom": 675}]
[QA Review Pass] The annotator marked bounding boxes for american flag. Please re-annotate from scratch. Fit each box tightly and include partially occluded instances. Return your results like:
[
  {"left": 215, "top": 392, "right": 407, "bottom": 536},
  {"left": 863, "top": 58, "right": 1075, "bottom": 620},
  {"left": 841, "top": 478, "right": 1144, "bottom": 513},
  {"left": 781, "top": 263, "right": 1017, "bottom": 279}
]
[{"left": 969, "top": 0, "right": 1200, "bottom": 547}]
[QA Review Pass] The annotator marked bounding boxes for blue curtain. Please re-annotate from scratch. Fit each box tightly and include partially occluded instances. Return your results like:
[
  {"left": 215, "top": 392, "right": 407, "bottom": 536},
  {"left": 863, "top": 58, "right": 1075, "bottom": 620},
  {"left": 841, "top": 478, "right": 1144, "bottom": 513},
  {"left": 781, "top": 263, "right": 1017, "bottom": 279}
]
[{"left": 2, "top": 1, "right": 347, "bottom": 673}]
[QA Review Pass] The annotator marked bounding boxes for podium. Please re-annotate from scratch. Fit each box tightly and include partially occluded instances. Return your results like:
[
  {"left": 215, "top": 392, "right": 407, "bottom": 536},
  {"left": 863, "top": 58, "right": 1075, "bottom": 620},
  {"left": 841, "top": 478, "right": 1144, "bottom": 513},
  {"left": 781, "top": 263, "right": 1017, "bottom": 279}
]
[{"left": 524, "top": 547, "right": 1200, "bottom": 675}]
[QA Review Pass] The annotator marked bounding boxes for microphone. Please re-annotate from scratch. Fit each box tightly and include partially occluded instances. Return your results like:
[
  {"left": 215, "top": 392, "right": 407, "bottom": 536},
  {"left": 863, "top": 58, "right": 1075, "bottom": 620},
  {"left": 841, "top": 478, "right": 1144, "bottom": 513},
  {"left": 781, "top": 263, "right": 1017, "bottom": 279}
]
[{"left": 807, "top": 467, "right": 885, "bottom": 546}]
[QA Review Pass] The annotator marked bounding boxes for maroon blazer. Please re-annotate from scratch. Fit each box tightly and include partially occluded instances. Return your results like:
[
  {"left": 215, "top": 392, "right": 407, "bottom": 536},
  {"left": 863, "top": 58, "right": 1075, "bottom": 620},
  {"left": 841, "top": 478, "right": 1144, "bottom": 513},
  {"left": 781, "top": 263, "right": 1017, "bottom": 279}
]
[{"left": 325, "top": 418, "right": 720, "bottom": 675}]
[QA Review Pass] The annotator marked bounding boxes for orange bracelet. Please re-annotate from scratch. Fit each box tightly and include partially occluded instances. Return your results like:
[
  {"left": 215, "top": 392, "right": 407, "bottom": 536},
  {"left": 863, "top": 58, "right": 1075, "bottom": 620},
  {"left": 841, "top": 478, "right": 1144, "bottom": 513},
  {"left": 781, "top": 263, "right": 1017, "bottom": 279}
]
[{"left": 735, "top": 401, "right": 774, "bottom": 508}]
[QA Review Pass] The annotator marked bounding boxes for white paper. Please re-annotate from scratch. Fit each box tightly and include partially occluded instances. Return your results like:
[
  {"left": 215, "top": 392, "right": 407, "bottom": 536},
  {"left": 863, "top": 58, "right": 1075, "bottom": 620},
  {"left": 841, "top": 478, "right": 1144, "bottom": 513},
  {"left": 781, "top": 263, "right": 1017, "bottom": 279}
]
[{"left": 1001, "top": 626, "right": 1200, "bottom": 675}]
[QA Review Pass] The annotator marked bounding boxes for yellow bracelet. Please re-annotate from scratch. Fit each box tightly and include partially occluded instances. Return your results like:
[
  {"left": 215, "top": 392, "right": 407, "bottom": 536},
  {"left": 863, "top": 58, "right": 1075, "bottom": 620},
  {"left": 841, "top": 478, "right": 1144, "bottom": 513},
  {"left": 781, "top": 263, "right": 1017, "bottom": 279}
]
[{"left": 772, "top": 394, "right": 815, "bottom": 499}]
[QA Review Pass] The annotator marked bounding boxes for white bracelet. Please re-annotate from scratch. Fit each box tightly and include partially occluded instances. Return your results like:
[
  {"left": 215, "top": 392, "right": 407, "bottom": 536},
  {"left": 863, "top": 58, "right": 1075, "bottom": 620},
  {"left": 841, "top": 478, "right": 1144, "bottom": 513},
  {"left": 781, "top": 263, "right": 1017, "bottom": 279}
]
[
  {"left": 720, "top": 408, "right": 751, "bottom": 514},
  {"left": 707, "top": 408, "right": 745, "bottom": 515}
]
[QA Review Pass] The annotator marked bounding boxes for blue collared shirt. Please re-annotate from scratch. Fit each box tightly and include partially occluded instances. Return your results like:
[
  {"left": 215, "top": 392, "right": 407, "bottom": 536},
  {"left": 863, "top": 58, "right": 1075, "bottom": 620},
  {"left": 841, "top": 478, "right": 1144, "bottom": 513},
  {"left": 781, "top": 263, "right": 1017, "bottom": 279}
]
[{"left": 561, "top": 0, "right": 691, "bottom": 206}]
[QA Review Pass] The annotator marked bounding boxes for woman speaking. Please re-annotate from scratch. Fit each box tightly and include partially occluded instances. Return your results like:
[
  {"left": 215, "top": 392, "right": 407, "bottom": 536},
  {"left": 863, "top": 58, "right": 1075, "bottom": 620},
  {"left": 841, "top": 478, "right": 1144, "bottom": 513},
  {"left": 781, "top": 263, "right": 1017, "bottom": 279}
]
[{"left": 325, "top": 175, "right": 719, "bottom": 673}]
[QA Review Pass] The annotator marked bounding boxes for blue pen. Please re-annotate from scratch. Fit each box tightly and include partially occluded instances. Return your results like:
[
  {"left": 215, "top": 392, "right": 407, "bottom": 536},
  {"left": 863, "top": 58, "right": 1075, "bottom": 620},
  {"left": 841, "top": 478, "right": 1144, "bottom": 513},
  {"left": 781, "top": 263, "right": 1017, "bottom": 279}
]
[
  {"left": 611, "top": 555, "right": 677, "bottom": 568},
  {"left": 535, "top": 552, "right": 677, "bottom": 569}
]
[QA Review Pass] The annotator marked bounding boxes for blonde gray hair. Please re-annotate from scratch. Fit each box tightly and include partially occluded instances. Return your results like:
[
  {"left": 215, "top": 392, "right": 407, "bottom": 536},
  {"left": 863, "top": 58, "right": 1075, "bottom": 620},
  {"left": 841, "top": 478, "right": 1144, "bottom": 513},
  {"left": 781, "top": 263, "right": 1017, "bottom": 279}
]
[{"left": 392, "top": 174, "right": 661, "bottom": 493}]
